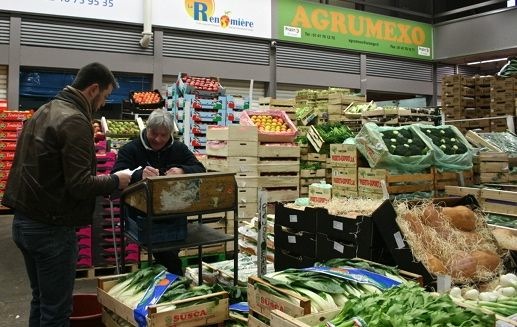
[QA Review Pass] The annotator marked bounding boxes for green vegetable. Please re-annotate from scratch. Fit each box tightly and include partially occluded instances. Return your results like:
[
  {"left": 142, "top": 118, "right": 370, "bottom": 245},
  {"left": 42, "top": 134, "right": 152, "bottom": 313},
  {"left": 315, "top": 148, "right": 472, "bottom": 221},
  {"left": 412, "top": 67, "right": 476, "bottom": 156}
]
[{"left": 325, "top": 282, "right": 495, "bottom": 327}]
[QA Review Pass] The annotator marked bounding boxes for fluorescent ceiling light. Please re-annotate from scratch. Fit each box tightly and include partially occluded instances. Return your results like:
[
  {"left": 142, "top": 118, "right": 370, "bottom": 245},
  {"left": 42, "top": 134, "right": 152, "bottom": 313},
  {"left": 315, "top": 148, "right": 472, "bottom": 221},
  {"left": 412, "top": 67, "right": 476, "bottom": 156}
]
[
  {"left": 466, "top": 58, "right": 508, "bottom": 65},
  {"left": 508, "top": 0, "right": 516, "bottom": 7}
]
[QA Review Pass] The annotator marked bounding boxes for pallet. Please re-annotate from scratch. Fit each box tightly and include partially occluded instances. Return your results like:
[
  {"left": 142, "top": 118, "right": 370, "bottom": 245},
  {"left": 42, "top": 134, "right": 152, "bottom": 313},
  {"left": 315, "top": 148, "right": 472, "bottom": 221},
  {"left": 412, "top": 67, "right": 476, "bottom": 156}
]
[{"left": 75, "top": 264, "right": 138, "bottom": 280}]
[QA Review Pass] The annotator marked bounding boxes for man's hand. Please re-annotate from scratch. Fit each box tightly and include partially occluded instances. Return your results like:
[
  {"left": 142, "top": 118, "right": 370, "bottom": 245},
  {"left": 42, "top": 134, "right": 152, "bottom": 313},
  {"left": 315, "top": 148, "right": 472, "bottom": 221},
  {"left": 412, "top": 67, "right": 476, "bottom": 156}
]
[
  {"left": 166, "top": 167, "right": 184, "bottom": 175},
  {"left": 142, "top": 166, "right": 160, "bottom": 179},
  {"left": 114, "top": 170, "right": 131, "bottom": 189}
]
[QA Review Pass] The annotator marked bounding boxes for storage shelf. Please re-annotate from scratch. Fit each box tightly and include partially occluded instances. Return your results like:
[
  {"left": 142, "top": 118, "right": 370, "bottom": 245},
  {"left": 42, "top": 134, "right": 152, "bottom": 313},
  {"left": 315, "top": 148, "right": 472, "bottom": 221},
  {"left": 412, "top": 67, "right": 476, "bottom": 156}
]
[{"left": 125, "top": 223, "right": 234, "bottom": 252}]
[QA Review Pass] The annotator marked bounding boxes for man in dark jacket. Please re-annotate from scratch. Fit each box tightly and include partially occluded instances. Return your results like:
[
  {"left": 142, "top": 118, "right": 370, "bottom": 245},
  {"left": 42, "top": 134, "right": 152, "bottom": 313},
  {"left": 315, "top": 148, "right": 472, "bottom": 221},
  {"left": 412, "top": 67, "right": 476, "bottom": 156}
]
[
  {"left": 111, "top": 109, "right": 206, "bottom": 275},
  {"left": 2, "top": 62, "right": 131, "bottom": 327}
]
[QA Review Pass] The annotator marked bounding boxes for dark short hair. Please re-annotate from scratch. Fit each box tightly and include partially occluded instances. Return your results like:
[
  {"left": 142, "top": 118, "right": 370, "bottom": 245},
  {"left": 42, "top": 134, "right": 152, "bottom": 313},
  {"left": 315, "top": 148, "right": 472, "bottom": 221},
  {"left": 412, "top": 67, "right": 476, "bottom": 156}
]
[{"left": 71, "top": 62, "right": 118, "bottom": 91}]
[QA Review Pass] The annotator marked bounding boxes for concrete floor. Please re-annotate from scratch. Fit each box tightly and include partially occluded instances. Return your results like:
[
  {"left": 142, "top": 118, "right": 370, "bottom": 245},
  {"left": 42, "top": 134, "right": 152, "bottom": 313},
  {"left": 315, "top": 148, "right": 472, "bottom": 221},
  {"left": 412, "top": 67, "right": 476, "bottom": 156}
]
[{"left": 0, "top": 215, "right": 98, "bottom": 327}]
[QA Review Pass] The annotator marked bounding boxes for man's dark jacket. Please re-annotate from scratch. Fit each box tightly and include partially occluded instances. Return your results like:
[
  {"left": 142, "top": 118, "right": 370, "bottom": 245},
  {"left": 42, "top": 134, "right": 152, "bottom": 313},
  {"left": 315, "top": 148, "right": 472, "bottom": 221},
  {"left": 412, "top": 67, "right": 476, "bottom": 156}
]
[{"left": 1, "top": 86, "right": 119, "bottom": 226}]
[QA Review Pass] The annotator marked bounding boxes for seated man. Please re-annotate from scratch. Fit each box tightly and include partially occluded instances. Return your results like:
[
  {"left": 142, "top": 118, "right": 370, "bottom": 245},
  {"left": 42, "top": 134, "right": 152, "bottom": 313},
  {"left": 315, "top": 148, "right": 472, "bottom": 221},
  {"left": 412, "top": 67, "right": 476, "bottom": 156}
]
[{"left": 111, "top": 109, "right": 206, "bottom": 275}]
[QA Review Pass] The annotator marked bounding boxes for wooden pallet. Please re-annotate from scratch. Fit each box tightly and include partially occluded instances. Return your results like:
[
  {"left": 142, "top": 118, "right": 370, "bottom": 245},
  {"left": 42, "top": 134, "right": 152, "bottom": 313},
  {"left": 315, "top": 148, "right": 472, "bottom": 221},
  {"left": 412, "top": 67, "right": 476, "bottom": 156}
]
[{"left": 75, "top": 264, "right": 138, "bottom": 280}]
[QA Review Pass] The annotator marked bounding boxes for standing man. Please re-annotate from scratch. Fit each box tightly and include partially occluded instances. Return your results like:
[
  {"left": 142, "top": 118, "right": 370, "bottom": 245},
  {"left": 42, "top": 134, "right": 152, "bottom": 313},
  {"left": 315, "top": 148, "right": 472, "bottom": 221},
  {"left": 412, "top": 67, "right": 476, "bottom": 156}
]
[
  {"left": 111, "top": 109, "right": 206, "bottom": 275},
  {"left": 2, "top": 62, "right": 131, "bottom": 327}
]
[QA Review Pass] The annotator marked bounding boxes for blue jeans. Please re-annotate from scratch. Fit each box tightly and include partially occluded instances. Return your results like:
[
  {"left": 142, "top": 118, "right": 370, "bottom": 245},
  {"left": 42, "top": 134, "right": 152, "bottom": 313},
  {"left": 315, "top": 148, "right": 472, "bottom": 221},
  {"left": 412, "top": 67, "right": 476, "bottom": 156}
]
[{"left": 12, "top": 212, "right": 78, "bottom": 327}]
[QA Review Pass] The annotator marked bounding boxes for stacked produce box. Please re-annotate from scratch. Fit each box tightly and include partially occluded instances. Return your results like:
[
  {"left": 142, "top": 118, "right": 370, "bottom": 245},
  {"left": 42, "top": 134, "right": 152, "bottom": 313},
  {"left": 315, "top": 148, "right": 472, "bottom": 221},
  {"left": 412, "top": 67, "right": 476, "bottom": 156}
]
[
  {"left": 330, "top": 144, "right": 361, "bottom": 198},
  {"left": 441, "top": 75, "right": 476, "bottom": 122},
  {"left": 259, "top": 97, "right": 296, "bottom": 122},
  {"left": 101, "top": 117, "right": 143, "bottom": 150},
  {"left": 474, "top": 75, "right": 494, "bottom": 121},
  {"left": 299, "top": 152, "right": 328, "bottom": 198},
  {"left": 206, "top": 119, "right": 300, "bottom": 219},
  {"left": 327, "top": 91, "right": 367, "bottom": 124},
  {"left": 170, "top": 73, "right": 250, "bottom": 154},
  {"left": 490, "top": 77, "right": 516, "bottom": 132},
  {"left": 0, "top": 110, "right": 33, "bottom": 212}
]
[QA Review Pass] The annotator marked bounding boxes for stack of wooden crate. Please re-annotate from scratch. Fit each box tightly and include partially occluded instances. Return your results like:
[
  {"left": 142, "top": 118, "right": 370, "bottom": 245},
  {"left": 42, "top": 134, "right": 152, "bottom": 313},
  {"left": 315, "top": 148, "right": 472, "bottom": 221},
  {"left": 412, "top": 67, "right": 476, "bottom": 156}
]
[
  {"left": 327, "top": 92, "right": 366, "bottom": 127},
  {"left": 329, "top": 144, "right": 360, "bottom": 198},
  {"left": 474, "top": 75, "right": 494, "bottom": 120},
  {"left": 259, "top": 97, "right": 296, "bottom": 122},
  {"left": 490, "top": 77, "right": 516, "bottom": 132},
  {"left": 205, "top": 125, "right": 301, "bottom": 225},
  {"left": 299, "top": 152, "right": 327, "bottom": 197},
  {"left": 441, "top": 75, "right": 475, "bottom": 127}
]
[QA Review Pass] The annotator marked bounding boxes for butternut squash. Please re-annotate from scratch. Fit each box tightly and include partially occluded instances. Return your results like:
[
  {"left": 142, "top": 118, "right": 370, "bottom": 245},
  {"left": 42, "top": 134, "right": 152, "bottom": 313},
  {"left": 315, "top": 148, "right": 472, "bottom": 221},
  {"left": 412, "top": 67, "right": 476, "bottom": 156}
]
[
  {"left": 448, "top": 251, "right": 478, "bottom": 279},
  {"left": 471, "top": 250, "right": 501, "bottom": 272},
  {"left": 422, "top": 204, "right": 442, "bottom": 227},
  {"left": 401, "top": 212, "right": 424, "bottom": 235},
  {"left": 424, "top": 253, "right": 447, "bottom": 275},
  {"left": 442, "top": 205, "right": 477, "bottom": 231}
]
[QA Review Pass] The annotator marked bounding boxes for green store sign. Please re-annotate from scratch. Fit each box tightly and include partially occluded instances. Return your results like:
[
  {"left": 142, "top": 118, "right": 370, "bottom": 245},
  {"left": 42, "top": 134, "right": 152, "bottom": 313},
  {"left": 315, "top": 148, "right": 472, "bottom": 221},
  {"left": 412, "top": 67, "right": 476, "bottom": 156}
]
[{"left": 278, "top": 0, "right": 433, "bottom": 60}]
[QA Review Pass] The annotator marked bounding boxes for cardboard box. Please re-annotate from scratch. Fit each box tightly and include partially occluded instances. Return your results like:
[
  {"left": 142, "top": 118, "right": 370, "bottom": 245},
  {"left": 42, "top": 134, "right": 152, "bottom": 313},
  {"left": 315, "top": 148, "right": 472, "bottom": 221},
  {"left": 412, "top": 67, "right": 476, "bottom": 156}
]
[
  {"left": 332, "top": 186, "right": 357, "bottom": 198},
  {"left": 329, "top": 144, "right": 359, "bottom": 167},
  {"left": 331, "top": 168, "right": 357, "bottom": 191},
  {"left": 357, "top": 168, "right": 434, "bottom": 195},
  {"left": 206, "top": 140, "right": 258, "bottom": 157},
  {"left": 308, "top": 184, "right": 332, "bottom": 205},
  {"left": 206, "top": 125, "right": 258, "bottom": 142}
]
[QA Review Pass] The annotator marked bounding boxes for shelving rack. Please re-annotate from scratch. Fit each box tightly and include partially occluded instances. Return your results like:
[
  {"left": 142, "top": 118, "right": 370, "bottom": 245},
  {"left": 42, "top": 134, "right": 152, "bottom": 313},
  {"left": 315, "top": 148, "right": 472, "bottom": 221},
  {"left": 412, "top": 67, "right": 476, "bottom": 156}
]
[{"left": 119, "top": 172, "right": 239, "bottom": 285}]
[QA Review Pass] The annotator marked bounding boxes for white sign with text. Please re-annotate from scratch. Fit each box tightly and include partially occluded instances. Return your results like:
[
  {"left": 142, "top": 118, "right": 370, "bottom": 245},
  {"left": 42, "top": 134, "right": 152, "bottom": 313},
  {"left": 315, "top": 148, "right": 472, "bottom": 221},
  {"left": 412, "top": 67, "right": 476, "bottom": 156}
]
[{"left": 1, "top": 0, "right": 271, "bottom": 38}]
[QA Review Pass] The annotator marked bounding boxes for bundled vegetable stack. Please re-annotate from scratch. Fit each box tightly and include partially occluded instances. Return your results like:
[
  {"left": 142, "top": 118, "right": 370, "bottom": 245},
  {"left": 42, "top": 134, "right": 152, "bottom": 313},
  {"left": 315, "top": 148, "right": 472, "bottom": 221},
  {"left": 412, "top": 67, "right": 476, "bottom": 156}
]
[
  {"left": 312, "top": 122, "right": 355, "bottom": 145},
  {"left": 450, "top": 273, "right": 517, "bottom": 319},
  {"left": 355, "top": 123, "right": 434, "bottom": 173},
  {"left": 419, "top": 126, "right": 468, "bottom": 155},
  {"left": 397, "top": 201, "right": 503, "bottom": 284},
  {"left": 106, "top": 265, "right": 226, "bottom": 311},
  {"left": 259, "top": 260, "right": 407, "bottom": 313},
  {"left": 380, "top": 128, "right": 429, "bottom": 156},
  {"left": 323, "top": 282, "right": 495, "bottom": 327}
]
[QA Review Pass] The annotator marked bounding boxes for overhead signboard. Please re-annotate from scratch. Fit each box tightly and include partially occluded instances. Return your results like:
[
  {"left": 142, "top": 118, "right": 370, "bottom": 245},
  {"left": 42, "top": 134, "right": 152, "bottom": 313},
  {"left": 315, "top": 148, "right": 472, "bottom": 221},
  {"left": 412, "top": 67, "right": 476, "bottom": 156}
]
[
  {"left": 1, "top": 0, "right": 271, "bottom": 39},
  {"left": 277, "top": 0, "right": 433, "bottom": 60}
]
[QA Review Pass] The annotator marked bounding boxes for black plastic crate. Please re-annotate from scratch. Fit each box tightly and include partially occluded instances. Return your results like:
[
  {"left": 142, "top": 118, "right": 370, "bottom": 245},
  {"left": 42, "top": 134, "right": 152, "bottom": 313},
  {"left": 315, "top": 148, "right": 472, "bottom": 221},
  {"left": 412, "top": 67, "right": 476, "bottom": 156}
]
[
  {"left": 126, "top": 215, "right": 188, "bottom": 244},
  {"left": 274, "top": 248, "right": 316, "bottom": 271},
  {"left": 128, "top": 89, "right": 165, "bottom": 110},
  {"left": 275, "top": 203, "right": 320, "bottom": 233},
  {"left": 274, "top": 224, "right": 316, "bottom": 258}
]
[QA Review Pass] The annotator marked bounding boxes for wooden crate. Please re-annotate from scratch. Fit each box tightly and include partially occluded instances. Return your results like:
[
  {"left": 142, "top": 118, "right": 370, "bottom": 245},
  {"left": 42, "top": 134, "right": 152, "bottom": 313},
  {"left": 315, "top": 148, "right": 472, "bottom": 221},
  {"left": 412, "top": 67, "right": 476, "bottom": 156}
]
[
  {"left": 122, "top": 172, "right": 237, "bottom": 216},
  {"left": 480, "top": 188, "right": 517, "bottom": 217},
  {"left": 206, "top": 140, "right": 259, "bottom": 157},
  {"left": 270, "top": 309, "right": 340, "bottom": 327},
  {"left": 300, "top": 168, "right": 326, "bottom": 178},
  {"left": 97, "top": 275, "right": 229, "bottom": 327},
  {"left": 247, "top": 276, "right": 311, "bottom": 320},
  {"left": 206, "top": 125, "right": 258, "bottom": 141},
  {"left": 258, "top": 143, "right": 300, "bottom": 158},
  {"left": 479, "top": 152, "right": 509, "bottom": 184},
  {"left": 444, "top": 186, "right": 481, "bottom": 200},
  {"left": 434, "top": 168, "right": 474, "bottom": 191},
  {"left": 306, "top": 126, "right": 325, "bottom": 153}
]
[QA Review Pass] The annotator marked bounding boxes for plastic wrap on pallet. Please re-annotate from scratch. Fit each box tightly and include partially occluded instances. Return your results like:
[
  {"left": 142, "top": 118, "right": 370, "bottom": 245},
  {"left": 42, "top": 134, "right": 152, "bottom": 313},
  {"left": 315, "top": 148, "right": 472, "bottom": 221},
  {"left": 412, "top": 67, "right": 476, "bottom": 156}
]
[
  {"left": 412, "top": 124, "right": 474, "bottom": 172},
  {"left": 355, "top": 122, "right": 433, "bottom": 173}
]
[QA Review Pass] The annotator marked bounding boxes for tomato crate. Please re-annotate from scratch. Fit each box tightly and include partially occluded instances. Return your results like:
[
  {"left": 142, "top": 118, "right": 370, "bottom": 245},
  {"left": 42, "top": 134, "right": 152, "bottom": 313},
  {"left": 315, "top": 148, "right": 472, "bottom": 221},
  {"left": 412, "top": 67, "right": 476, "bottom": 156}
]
[
  {"left": 240, "top": 110, "right": 297, "bottom": 143},
  {"left": 176, "top": 72, "right": 225, "bottom": 98},
  {"left": 97, "top": 275, "right": 229, "bottom": 327},
  {"left": 128, "top": 89, "right": 165, "bottom": 110}
]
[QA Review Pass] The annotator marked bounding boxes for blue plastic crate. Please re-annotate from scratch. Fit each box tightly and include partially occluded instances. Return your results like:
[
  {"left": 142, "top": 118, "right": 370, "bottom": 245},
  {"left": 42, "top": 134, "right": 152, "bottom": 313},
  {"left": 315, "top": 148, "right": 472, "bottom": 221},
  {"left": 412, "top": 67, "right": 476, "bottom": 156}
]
[{"left": 126, "top": 215, "right": 188, "bottom": 244}]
